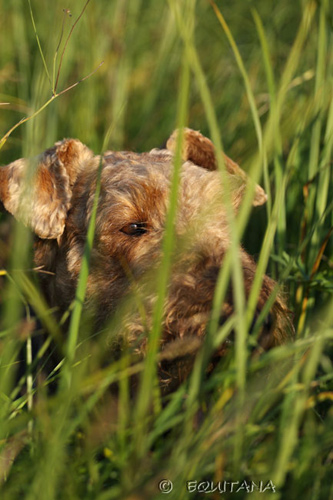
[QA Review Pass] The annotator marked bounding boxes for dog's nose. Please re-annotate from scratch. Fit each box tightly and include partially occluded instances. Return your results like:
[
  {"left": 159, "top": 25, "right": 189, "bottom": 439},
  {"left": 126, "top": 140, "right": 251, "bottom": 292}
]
[{"left": 250, "top": 310, "right": 274, "bottom": 334}]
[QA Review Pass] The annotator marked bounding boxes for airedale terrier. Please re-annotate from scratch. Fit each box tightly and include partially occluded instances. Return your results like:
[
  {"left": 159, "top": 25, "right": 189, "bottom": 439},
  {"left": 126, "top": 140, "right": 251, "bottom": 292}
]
[{"left": 0, "top": 129, "right": 293, "bottom": 390}]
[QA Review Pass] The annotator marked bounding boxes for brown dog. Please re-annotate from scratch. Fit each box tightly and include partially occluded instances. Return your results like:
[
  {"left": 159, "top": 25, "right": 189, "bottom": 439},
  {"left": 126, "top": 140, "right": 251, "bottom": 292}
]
[{"left": 0, "top": 129, "right": 293, "bottom": 390}]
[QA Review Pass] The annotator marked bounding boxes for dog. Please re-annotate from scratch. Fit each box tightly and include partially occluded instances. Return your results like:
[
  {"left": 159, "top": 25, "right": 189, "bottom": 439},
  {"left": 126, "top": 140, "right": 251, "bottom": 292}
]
[{"left": 0, "top": 128, "right": 293, "bottom": 391}]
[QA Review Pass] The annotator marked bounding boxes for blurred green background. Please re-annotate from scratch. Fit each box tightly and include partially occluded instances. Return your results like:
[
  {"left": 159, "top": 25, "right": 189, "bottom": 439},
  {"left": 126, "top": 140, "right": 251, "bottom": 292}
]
[{"left": 0, "top": 0, "right": 322, "bottom": 153}]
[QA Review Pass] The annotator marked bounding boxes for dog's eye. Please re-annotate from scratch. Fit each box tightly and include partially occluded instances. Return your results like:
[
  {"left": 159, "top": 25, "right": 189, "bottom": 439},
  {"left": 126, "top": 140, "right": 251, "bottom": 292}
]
[{"left": 121, "top": 223, "right": 148, "bottom": 236}]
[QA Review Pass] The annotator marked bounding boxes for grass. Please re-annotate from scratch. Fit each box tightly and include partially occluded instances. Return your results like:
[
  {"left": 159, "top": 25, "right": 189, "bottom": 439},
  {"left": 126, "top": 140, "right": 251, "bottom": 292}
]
[{"left": 0, "top": 0, "right": 333, "bottom": 498}]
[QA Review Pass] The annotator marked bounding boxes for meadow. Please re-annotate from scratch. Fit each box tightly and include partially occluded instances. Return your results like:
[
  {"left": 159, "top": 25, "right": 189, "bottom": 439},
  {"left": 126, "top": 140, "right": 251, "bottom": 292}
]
[{"left": 0, "top": 0, "right": 332, "bottom": 498}]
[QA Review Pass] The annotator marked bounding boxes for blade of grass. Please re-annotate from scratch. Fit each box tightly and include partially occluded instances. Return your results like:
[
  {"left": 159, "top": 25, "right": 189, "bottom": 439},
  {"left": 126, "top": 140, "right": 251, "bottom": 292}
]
[
  {"left": 306, "top": 0, "right": 329, "bottom": 265},
  {"left": 60, "top": 158, "right": 102, "bottom": 389},
  {"left": 52, "top": 9, "right": 72, "bottom": 93},
  {"left": 27, "top": 0, "right": 51, "bottom": 86},
  {"left": 133, "top": 49, "right": 191, "bottom": 458},
  {"left": 313, "top": 88, "right": 333, "bottom": 249},
  {"left": 252, "top": 9, "right": 285, "bottom": 261},
  {"left": 0, "top": 224, "right": 32, "bottom": 423},
  {"left": 53, "top": 0, "right": 92, "bottom": 93}
]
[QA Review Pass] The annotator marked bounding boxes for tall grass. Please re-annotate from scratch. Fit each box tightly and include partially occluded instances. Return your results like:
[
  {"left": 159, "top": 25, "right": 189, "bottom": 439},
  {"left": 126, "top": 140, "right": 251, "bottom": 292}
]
[{"left": 0, "top": 0, "right": 332, "bottom": 499}]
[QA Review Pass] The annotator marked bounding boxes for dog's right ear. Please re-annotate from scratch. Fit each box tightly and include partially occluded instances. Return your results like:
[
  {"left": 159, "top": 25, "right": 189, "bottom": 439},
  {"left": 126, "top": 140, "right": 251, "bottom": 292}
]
[
  {"left": 0, "top": 139, "right": 93, "bottom": 239},
  {"left": 166, "top": 128, "right": 267, "bottom": 207}
]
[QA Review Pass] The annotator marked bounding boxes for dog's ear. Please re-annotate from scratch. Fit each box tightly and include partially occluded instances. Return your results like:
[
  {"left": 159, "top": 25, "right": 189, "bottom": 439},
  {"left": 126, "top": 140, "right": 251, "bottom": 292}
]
[
  {"left": 166, "top": 128, "right": 267, "bottom": 207},
  {"left": 0, "top": 139, "right": 93, "bottom": 239}
]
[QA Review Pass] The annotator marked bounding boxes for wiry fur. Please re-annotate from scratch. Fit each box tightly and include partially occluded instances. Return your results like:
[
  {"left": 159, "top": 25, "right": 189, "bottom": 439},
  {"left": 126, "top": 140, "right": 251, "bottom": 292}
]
[{"left": 0, "top": 129, "right": 293, "bottom": 392}]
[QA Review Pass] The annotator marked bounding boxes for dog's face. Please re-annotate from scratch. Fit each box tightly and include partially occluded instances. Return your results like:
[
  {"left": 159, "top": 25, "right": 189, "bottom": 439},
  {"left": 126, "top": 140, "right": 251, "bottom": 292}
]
[{"left": 0, "top": 129, "right": 292, "bottom": 389}]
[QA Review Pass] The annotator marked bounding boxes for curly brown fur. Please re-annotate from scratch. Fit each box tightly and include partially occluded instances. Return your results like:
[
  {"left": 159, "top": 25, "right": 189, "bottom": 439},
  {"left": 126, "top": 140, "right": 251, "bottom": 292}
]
[{"left": 0, "top": 129, "right": 294, "bottom": 392}]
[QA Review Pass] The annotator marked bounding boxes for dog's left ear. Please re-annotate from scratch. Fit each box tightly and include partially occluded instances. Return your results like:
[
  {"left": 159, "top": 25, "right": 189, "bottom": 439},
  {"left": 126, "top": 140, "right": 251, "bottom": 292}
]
[
  {"left": 166, "top": 128, "right": 267, "bottom": 207},
  {"left": 0, "top": 139, "right": 93, "bottom": 239}
]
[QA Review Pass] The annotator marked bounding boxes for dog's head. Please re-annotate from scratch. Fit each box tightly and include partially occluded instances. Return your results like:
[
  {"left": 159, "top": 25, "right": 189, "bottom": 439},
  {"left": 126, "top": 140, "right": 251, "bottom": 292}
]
[{"left": 0, "top": 129, "right": 292, "bottom": 389}]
